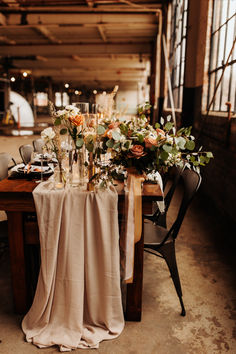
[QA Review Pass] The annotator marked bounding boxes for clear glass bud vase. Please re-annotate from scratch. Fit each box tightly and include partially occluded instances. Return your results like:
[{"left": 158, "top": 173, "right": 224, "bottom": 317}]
[
  {"left": 53, "top": 162, "right": 66, "bottom": 190},
  {"left": 69, "top": 147, "right": 86, "bottom": 189}
]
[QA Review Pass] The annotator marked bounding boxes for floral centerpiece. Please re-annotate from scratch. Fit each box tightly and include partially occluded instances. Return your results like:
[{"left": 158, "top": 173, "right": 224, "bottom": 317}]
[
  {"left": 44, "top": 100, "right": 213, "bottom": 189},
  {"left": 95, "top": 112, "right": 213, "bottom": 177}
]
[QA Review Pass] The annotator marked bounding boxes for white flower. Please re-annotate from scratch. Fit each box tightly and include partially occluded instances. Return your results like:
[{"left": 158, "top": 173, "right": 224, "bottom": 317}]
[
  {"left": 65, "top": 105, "right": 76, "bottom": 111},
  {"left": 65, "top": 105, "right": 80, "bottom": 114},
  {"left": 56, "top": 109, "right": 66, "bottom": 116},
  {"left": 146, "top": 131, "right": 158, "bottom": 139},
  {"left": 41, "top": 127, "right": 55, "bottom": 141}
]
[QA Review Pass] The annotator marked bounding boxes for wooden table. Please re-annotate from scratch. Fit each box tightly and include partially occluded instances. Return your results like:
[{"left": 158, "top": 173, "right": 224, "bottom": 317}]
[{"left": 0, "top": 178, "right": 162, "bottom": 321}]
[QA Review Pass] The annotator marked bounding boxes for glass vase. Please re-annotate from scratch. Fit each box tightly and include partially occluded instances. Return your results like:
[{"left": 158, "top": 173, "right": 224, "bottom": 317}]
[
  {"left": 69, "top": 148, "right": 86, "bottom": 189},
  {"left": 53, "top": 163, "right": 66, "bottom": 190}
]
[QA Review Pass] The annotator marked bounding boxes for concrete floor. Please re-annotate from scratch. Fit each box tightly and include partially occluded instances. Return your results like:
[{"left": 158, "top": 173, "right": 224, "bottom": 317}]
[{"left": 0, "top": 135, "right": 236, "bottom": 354}]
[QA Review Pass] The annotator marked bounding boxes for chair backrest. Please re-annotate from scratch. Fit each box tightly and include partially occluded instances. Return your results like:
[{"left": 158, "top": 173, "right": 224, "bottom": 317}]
[
  {"left": 33, "top": 138, "right": 44, "bottom": 153},
  {"left": 169, "top": 168, "right": 202, "bottom": 240},
  {"left": 19, "top": 144, "right": 33, "bottom": 165},
  {"left": 163, "top": 165, "right": 185, "bottom": 214},
  {"left": 0, "top": 152, "right": 16, "bottom": 180}
]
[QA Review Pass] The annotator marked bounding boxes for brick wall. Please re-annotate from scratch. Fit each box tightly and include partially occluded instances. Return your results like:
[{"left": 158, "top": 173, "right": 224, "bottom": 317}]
[{"left": 195, "top": 115, "right": 236, "bottom": 225}]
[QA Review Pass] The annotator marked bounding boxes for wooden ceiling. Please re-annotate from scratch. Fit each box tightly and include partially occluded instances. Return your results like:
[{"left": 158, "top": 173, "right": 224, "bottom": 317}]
[{"left": 0, "top": 0, "right": 165, "bottom": 90}]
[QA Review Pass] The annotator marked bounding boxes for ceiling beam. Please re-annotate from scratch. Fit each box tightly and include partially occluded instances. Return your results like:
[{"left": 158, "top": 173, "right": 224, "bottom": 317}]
[
  {"left": 0, "top": 22, "right": 158, "bottom": 29},
  {"left": 0, "top": 43, "right": 152, "bottom": 56},
  {"left": 5, "top": 13, "right": 158, "bottom": 26},
  {"left": 34, "top": 25, "right": 62, "bottom": 44},
  {"left": 0, "top": 5, "right": 162, "bottom": 14}
]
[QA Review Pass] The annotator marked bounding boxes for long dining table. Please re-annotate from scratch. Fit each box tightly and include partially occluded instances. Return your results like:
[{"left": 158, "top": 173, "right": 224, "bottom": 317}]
[{"left": 0, "top": 177, "right": 163, "bottom": 321}]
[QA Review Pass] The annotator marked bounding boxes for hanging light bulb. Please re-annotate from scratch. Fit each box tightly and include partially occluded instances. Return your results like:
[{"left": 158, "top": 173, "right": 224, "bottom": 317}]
[
  {"left": 65, "top": 83, "right": 69, "bottom": 88},
  {"left": 23, "top": 72, "right": 28, "bottom": 77},
  {"left": 10, "top": 77, "right": 16, "bottom": 82}
]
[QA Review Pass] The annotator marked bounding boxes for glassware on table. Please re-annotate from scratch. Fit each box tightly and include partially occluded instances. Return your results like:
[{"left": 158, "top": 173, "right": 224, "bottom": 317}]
[
  {"left": 72, "top": 102, "right": 89, "bottom": 115},
  {"left": 69, "top": 148, "right": 86, "bottom": 189},
  {"left": 53, "top": 165, "right": 66, "bottom": 190}
]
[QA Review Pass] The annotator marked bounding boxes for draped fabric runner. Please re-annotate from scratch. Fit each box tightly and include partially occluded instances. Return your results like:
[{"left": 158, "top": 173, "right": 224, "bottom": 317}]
[
  {"left": 22, "top": 182, "right": 124, "bottom": 351},
  {"left": 120, "top": 170, "right": 145, "bottom": 283},
  {"left": 120, "top": 170, "right": 164, "bottom": 283}
]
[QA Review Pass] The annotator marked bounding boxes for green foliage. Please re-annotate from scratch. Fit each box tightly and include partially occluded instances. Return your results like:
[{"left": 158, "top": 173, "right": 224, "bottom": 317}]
[{"left": 60, "top": 128, "right": 67, "bottom": 135}]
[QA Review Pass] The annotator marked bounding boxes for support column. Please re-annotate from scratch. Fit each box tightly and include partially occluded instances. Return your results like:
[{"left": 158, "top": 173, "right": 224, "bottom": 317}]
[{"left": 182, "top": 0, "right": 209, "bottom": 126}]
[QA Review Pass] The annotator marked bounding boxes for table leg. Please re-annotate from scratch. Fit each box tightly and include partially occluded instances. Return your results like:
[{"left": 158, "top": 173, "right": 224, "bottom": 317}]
[
  {"left": 125, "top": 229, "right": 144, "bottom": 321},
  {"left": 7, "top": 211, "right": 28, "bottom": 314}
]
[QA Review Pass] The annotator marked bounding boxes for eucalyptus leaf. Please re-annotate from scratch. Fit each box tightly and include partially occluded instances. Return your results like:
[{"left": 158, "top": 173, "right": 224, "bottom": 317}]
[
  {"left": 113, "top": 142, "right": 120, "bottom": 151},
  {"left": 176, "top": 136, "right": 186, "bottom": 149},
  {"left": 160, "top": 150, "right": 169, "bottom": 161},
  {"left": 112, "top": 130, "right": 121, "bottom": 141},
  {"left": 185, "top": 140, "right": 195, "bottom": 151},
  {"left": 138, "top": 134, "right": 144, "bottom": 143},
  {"left": 155, "top": 123, "right": 160, "bottom": 129},
  {"left": 86, "top": 143, "right": 94, "bottom": 152},
  {"left": 206, "top": 151, "right": 213, "bottom": 158},
  {"left": 106, "top": 139, "right": 114, "bottom": 148},
  {"left": 199, "top": 155, "right": 206, "bottom": 164},
  {"left": 163, "top": 144, "right": 172, "bottom": 153},
  {"left": 164, "top": 122, "right": 173, "bottom": 131},
  {"left": 54, "top": 117, "right": 61, "bottom": 126},
  {"left": 76, "top": 138, "right": 84, "bottom": 148},
  {"left": 97, "top": 125, "right": 106, "bottom": 135}
]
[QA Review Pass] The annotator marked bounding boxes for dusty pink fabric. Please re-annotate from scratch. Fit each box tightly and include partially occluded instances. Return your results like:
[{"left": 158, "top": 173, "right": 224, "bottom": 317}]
[{"left": 22, "top": 182, "right": 124, "bottom": 351}]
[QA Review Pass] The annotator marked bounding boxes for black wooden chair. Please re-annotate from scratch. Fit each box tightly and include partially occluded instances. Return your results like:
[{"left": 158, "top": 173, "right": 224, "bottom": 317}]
[
  {"left": 144, "top": 168, "right": 202, "bottom": 316},
  {"left": 144, "top": 165, "right": 184, "bottom": 227},
  {"left": 32, "top": 138, "right": 44, "bottom": 154},
  {"left": 19, "top": 144, "right": 33, "bottom": 164}
]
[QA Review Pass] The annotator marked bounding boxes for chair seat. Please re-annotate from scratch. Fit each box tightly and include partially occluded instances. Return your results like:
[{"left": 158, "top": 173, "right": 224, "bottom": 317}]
[{"left": 144, "top": 219, "right": 173, "bottom": 246}]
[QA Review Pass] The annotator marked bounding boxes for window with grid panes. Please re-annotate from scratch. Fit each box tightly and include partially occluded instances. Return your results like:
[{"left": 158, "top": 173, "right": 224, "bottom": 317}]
[
  {"left": 167, "top": 0, "right": 188, "bottom": 109},
  {"left": 207, "top": 0, "right": 236, "bottom": 113}
]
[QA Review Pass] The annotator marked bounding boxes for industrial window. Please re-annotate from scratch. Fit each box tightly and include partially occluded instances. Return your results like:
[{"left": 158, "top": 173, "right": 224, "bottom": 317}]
[
  {"left": 34, "top": 92, "right": 48, "bottom": 107},
  {"left": 55, "top": 92, "right": 69, "bottom": 107},
  {"left": 167, "top": 0, "right": 188, "bottom": 109},
  {"left": 207, "top": 0, "right": 236, "bottom": 113}
]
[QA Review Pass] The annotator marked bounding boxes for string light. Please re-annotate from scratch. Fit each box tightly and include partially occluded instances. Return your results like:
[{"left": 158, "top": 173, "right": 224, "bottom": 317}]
[
  {"left": 93, "top": 90, "right": 97, "bottom": 95},
  {"left": 10, "top": 77, "right": 16, "bottom": 82},
  {"left": 65, "top": 83, "right": 69, "bottom": 88},
  {"left": 23, "top": 72, "right": 28, "bottom": 77},
  {"left": 75, "top": 90, "right": 79, "bottom": 95}
]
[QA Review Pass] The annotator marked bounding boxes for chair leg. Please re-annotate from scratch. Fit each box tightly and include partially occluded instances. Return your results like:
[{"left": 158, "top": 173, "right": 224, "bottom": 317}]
[{"left": 158, "top": 241, "right": 186, "bottom": 316}]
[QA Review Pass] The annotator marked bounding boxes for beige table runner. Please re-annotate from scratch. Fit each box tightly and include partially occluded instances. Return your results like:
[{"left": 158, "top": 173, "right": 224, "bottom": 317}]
[{"left": 22, "top": 182, "right": 124, "bottom": 351}]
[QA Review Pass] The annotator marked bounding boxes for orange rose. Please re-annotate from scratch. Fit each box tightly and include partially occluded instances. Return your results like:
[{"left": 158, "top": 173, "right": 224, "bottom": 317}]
[
  {"left": 69, "top": 114, "right": 84, "bottom": 127},
  {"left": 156, "top": 128, "right": 165, "bottom": 139},
  {"left": 144, "top": 137, "right": 158, "bottom": 149},
  {"left": 130, "top": 145, "right": 146, "bottom": 158},
  {"left": 108, "top": 121, "right": 120, "bottom": 129},
  {"left": 103, "top": 129, "right": 113, "bottom": 139},
  {"left": 88, "top": 119, "right": 96, "bottom": 128}
]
